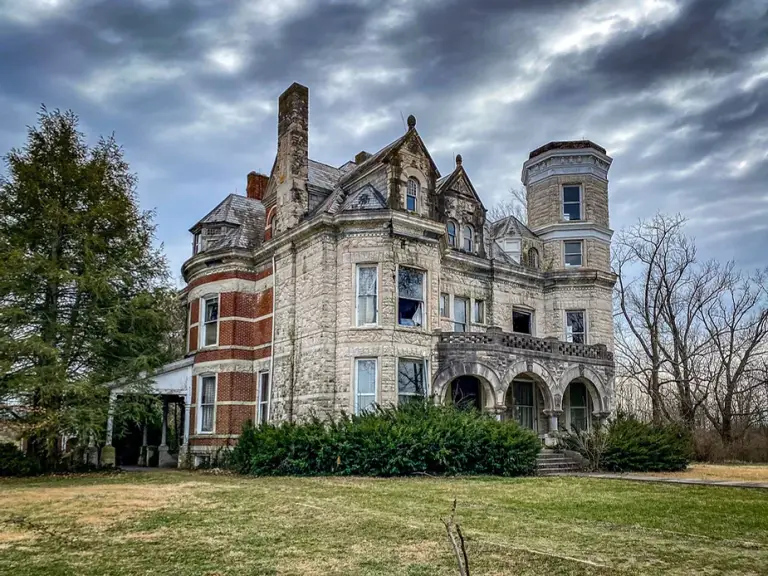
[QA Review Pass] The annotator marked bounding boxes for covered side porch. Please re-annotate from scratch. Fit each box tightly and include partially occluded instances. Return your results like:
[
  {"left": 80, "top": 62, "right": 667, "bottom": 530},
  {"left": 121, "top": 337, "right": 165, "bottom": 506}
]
[{"left": 434, "top": 330, "right": 614, "bottom": 442}]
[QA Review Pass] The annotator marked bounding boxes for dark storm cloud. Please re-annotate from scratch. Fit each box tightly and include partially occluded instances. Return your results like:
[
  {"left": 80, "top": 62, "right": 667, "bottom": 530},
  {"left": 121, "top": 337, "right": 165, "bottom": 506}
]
[{"left": 0, "top": 0, "right": 766, "bottom": 275}]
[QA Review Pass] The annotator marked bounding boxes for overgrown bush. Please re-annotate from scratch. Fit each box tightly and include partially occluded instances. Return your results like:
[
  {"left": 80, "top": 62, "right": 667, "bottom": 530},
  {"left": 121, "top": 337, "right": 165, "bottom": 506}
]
[
  {"left": 232, "top": 401, "right": 541, "bottom": 477},
  {"left": 562, "top": 414, "right": 692, "bottom": 472},
  {"left": 0, "top": 442, "right": 40, "bottom": 477}
]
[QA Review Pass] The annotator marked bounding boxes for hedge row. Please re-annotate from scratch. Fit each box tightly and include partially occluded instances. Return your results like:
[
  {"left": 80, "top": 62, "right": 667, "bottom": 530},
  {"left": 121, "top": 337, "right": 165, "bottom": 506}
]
[
  {"left": 602, "top": 414, "right": 691, "bottom": 472},
  {"left": 232, "top": 401, "right": 541, "bottom": 477},
  {"left": 0, "top": 442, "right": 40, "bottom": 477}
]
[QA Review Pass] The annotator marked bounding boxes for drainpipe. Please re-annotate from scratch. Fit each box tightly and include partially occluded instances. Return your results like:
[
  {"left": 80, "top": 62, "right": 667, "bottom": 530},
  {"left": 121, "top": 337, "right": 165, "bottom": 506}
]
[{"left": 266, "top": 253, "right": 276, "bottom": 423}]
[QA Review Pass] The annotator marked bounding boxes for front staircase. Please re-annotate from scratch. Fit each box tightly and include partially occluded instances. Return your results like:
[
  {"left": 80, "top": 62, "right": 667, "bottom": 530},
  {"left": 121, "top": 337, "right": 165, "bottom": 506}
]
[{"left": 536, "top": 449, "right": 582, "bottom": 475}]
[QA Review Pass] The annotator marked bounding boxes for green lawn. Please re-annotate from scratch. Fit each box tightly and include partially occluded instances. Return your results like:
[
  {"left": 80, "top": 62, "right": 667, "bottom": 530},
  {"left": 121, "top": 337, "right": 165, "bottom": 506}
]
[{"left": 1, "top": 472, "right": 767, "bottom": 575}]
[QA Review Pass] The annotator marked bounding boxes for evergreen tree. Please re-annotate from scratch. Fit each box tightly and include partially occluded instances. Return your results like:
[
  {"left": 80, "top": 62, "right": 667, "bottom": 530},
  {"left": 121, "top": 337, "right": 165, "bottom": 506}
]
[{"left": 0, "top": 107, "right": 178, "bottom": 466}]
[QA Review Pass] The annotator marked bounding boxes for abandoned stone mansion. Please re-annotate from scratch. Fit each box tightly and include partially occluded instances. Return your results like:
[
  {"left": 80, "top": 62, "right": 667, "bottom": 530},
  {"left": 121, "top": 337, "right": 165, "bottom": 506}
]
[{"left": 111, "top": 83, "right": 616, "bottom": 465}]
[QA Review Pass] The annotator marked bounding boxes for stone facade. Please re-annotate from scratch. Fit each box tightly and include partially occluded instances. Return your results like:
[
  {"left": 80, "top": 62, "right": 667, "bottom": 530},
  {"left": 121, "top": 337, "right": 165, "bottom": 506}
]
[{"left": 172, "top": 84, "right": 617, "bottom": 459}]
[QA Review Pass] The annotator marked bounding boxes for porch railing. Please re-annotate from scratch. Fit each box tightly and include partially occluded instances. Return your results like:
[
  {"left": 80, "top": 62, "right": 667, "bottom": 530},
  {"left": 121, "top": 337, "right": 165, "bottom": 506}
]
[{"left": 436, "top": 329, "right": 613, "bottom": 362}]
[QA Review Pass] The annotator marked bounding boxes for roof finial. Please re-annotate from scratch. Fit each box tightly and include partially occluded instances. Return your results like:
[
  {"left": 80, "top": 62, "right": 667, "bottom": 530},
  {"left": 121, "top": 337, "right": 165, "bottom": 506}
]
[
  {"left": 455, "top": 154, "right": 462, "bottom": 167},
  {"left": 407, "top": 114, "right": 416, "bottom": 130}
]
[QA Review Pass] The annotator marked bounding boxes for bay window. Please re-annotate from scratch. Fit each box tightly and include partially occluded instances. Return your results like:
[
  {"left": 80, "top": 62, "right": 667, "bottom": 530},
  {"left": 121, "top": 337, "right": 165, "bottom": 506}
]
[
  {"left": 201, "top": 296, "right": 219, "bottom": 347},
  {"left": 355, "top": 358, "right": 377, "bottom": 414},
  {"left": 198, "top": 375, "right": 216, "bottom": 433},
  {"left": 398, "top": 358, "right": 427, "bottom": 404}
]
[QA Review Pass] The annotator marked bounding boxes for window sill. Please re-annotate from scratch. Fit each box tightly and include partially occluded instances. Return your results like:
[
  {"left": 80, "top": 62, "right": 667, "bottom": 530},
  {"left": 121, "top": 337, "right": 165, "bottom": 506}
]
[{"left": 351, "top": 325, "right": 382, "bottom": 330}]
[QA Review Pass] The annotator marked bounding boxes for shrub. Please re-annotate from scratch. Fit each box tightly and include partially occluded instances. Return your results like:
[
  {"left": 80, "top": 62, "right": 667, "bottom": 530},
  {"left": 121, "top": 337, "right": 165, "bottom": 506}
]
[
  {"left": 232, "top": 401, "right": 541, "bottom": 477},
  {"left": 601, "top": 414, "right": 691, "bottom": 472},
  {"left": 0, "top": 442, "right": 40, "bottom": 477}
]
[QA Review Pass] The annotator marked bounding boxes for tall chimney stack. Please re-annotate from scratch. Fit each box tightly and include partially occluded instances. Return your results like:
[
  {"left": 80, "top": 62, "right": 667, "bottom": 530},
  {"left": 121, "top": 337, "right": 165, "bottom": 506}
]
[{"left": 274, "top": 83, "right": 309, "bottom": 231}]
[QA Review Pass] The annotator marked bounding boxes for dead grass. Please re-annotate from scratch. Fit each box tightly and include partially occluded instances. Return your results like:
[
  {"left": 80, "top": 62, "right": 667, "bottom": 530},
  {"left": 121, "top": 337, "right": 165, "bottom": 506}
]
[
  {"left": 646, "top": 463, "right": 768, "bottom": 482},
  {"left": 0, "top": 472, "right": 767, "bottom": 575}
]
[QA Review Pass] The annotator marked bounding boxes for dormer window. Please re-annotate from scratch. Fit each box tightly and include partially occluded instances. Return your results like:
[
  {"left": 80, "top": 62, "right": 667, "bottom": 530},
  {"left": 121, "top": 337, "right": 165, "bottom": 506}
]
[
  {"left": 406, "top": 178, "right": 419, "bottom": 211},
  {"left": 563, "top": 185, "right": 582, "bottom": 221},
  {"left": 193, "top": 232, "right": 203, "bottom": 255},
  {"left": 528, "top": 248, "right": 540, "bottom": 268},
  {"left": 503, "top": 238, "right": 521, "bottom": 263},
  {"left": 463, "top": 225, "right": 474, "bottom": 252},
  {"left": 447, "top": 221, "right": 457, "bottom": 247}
]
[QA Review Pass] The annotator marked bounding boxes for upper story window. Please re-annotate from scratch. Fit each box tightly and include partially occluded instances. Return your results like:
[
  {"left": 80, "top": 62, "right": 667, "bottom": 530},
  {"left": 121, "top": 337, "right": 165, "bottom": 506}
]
[
  {"left": 440, "top": 293, "right": 449, "bottom": 318},
  {"left": 406, "top": 178, "right": 419, "bottom": 211},
  {"left": 447, "top": 221, "right": 457, "bottom": 247},
  {"left": 513, "top": 308, "right": 533, "bottom": 335},
  {"left": 503, "top": 238, "right": 521, "bottom": 263},
  {"left": 193, "top": 233, "right": 203, "bottom": 255},
  {"left": 198, "top": 374, "right": 216, "bottom": 433},
  {"left": 453, "top": 296, "right": 468, "bottom": 332},
  {"left": 563, "top": 185, "right": 582, "bottom": 221},
  {"left": 463, "top": 225, "right": 474, "bottom": 252},
  {"left": 398, "top": 266, "right": 425, "bottom": 327},
  {"left": 566, "top": 310, "right": 586, "bottom": 344},
  {"left": 564, "top": 240, "right": 583, "bottom": 267},
  {"left": 527, "top": 248, "right": 540, "bottom": 268},
  {"left": 201, "top": 295, "right": 219, "bottom": 347},
  {"left": 265, "top": 207, "right": 276, "bottom": 241},
  {"left": 473, "top": 299, "right": 485, "bottom": 324},
  {"left": 356, "top": 265, "right": 378, "bottom": 327}
]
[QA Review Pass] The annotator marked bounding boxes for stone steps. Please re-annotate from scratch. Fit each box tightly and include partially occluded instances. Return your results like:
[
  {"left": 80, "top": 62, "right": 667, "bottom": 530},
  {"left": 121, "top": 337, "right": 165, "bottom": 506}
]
[{"left": 535, "top": 449, "right": 582, "bottom": 475}]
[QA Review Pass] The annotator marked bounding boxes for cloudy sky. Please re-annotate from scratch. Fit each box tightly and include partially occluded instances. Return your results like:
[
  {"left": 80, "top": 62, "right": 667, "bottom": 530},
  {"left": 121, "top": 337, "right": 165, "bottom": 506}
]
[{"left": 0, "top": 0, "right": 766, "bottom": 280}]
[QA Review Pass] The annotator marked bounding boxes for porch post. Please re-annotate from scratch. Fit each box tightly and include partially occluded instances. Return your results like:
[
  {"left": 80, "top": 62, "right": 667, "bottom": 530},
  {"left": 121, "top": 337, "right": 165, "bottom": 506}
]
[
  {"left": 160, "top": 397, "right": 168, "bottom": 447},
  {"left": 105, "top": 392, "right": 116, "bottom": 446}
]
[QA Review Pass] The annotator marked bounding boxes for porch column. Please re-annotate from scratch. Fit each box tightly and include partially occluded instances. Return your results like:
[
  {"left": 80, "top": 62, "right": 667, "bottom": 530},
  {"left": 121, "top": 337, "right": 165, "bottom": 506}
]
[
  {"left": 160, "top": 397, "right": 169, "bottom": 447},
  {"left": 105, "top": 392, "right": 116, "bottom": 446},
  {"left": 183, "top": 392, "right": 191, "bottom": 445},
  {"left": 544, "top": 410, "right": 562, "bottom": 433}
]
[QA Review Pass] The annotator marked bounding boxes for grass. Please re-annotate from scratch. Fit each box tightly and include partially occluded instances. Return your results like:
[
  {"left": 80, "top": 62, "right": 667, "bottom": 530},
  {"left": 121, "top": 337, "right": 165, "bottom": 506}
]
[
  {"left": 647, "top": 463, "right": 768, "bottom": 482},
  {"left": 1, "top": 471, "right": 767, "bottom": 575}
]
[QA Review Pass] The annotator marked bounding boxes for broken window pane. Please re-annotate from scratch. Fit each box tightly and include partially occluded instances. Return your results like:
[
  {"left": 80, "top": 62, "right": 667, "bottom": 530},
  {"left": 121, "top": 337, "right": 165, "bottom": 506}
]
[
  {"left": 563, "top": 185, "right": 582, "bottom": 220},
  {"left": 564, "top": 240, "right": 583, "bottom": 267},
  {"left": 566, "top": 310, "right": 585, "bottom": 344},
  {"left": 398, "top": 267, "right": 424, "bottom": 326}
]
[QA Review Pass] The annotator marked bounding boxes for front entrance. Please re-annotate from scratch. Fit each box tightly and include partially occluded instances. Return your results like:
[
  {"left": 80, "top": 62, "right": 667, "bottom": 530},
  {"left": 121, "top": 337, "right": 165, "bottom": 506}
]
[{"left": 449, "top": 376, "right": 483, "bottom": 410}]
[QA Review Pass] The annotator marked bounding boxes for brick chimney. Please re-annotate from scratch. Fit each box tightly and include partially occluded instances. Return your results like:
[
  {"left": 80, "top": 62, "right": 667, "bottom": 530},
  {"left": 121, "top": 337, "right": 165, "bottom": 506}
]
[
  {"left": 246, "top": 171, "right": 268, "bottom": 200},
  {"left": 275, "top": 82, "right": 309, "bottom": 230}
]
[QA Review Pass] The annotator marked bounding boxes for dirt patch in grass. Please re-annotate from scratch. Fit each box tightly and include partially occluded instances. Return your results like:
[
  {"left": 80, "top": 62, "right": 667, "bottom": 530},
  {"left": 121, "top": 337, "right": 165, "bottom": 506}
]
[{"left": 647, "top": 463, "right": 768, "bottom": 482}]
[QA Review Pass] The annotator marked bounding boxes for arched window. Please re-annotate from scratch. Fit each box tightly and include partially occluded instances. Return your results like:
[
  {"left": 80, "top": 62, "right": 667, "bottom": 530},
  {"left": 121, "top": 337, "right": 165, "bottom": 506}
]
[
  {"left": 447, "top": 221, "right": 457, "bottom": 247},
  {"left": 528, "top": 248, "right": 539, "bottom": 268},
  {"left": 265, "top": 207, "right": 276, "bottom": 241},
  {"left": 463, "top": 225, "right": 473, "bottom": 252},
  {"left": 406, "top": 178, "right": 419, "bottom": 211}
]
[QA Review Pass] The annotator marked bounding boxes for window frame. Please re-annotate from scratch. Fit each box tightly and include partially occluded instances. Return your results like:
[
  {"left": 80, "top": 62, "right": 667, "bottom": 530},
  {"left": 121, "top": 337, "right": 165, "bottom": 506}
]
[
  {"left": 439, "top": 293, "right": 450, "bottom": 318},
  {"left": 453, "top": 296, "right": 469, "bottom": 332},
  {"left": 472, "top": 299, "right": 485, "bottom": 324},
  {"left": 197, "top": 374, "right": 217, "bottom": 434},
  {"left": 565, "top": 309, "right": 587, "bottom": 344},
  {"left": 527, "top": 248, "right": 540, "bottom": 268},
  {"left": 355, "top": 264, "right": 379, "bottom": 327},
  {"left": 200, "top": 295, "right": 220, "bottom": 348},
  {"left": 406, "top": 177, "right": 419, "bottom": 212},
  {"left": 512, "top": 379, "right": 536, "bottom": 431},
  {"left": 563, "top": 240, "right": 583, "bottom": 267},
  {"left": 463, "top": 225, "right": 474, "bottom": 252},
  {"left": 512, "top": 308, "right": 534, "bottom": 335},
  {"left": 503, "top": 238, "right": 521, "bottom": 263},
  {"left": 562, "top": 184, "right": 583, "bottom": 221},
  {"left": 446, "top": 221, "right": 457, "bottom": 247},
  {"left": 193, "top": 232, "right": 203, "bottom": 255},
  {"left": 397, "top": 265, "right": 426, "bottom": 328},
  {"left": 257, "top": 371, "right": 270, "bottom": 425},
  {"left": 397, "top": 358, "right": 429, "bottom": 405},
  {"left": 354, "top": 358, "right": 378, "bottom": 415}
]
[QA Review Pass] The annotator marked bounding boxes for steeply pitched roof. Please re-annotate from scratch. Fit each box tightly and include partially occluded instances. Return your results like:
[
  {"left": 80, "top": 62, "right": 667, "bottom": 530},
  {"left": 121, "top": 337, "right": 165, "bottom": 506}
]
[
  {"left": 308, "top": 159, "right": 344, "bottom": 192},
  {"left": 490, "top": 215, "right": 536, "bottom": 239},
  {"left": 190, "top": 194, "right": 266, "bottom": 251}
]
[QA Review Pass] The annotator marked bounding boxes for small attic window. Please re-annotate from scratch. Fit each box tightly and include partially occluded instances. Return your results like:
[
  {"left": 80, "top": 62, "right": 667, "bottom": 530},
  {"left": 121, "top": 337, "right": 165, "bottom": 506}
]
[{"left": 406, "top": 178, "right": 419, "bottom": 211}]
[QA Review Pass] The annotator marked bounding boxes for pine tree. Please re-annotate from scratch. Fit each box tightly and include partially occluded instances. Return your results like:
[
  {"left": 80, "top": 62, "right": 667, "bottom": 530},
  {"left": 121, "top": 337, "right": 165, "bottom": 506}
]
[{"left": 0, "top": 107, "right": 178, "bottom": 467}]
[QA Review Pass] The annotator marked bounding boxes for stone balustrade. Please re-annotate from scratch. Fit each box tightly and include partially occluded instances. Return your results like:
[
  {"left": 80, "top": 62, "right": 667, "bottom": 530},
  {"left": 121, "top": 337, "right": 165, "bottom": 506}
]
[{"left": 436, "top": 328, "right": 613, "bottom": 363}]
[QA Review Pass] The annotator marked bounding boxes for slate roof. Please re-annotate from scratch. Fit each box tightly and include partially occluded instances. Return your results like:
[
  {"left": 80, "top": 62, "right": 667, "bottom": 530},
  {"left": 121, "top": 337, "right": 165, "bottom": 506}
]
[
  {"left": 489, "top": 215, "right": 536, "bottom": 239},
  {"left": 191, "top": 194, "right": 266, "bottom": 251},
  {"left": 308, "top": 159, "right": 344, "bottom": 192}
]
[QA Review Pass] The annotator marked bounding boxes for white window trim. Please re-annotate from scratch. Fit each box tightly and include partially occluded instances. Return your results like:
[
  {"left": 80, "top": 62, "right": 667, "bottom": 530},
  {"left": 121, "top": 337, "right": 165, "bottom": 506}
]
[
  {"left": 354, "top": 357, "right": 378, "bottom": 415},
  {"left": 396, "top": 265, "right": 427, "bottom": 330},
  {"left": 257, "top": 371, "right": 270, "bottom": 424},
  {"left": 199, "top": 294, "right": 220, "bottom": 348},
  {"left": 563, "top": 239, "right": 584, "bottom": 268},
  {"left": 355, "top": 264, "right": 379, "bottom": 328},
  {"left": 453, "top": 296, "right": 469, "bottom": 332},
  {"left": 397, "top": 357, "right": 430, "bottom": 404},
  {"left": 561, "top": 184, "right": 583, "bottom": 222},
  {"left": 564, "top": 309, "right": 588, "bottom": 345},
  {"left": 511, "top": 379, "right": 538, "bottom": 432},
  {"left": 197, "top": 373, "right": 217, "bottom": 434}
]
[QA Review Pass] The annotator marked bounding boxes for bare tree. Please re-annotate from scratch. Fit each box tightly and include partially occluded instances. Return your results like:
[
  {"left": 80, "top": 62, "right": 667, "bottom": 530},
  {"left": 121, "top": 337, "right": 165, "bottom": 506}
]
[
  {"left": 487, "top": 187, "right": 527, "bottom": 224},
  {"left": 699, "top": 269, "right": 768, "bottom": 446}
]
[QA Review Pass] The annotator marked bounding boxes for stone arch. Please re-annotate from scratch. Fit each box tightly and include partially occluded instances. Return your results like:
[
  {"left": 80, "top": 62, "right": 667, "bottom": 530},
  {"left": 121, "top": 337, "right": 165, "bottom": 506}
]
[
  {"left": 432, "top": 361, "right": 502, "bottom": 410},
  {"left": 557, "top": 365, "right": 608, "bottom": 413},
  {"left": 501, "top": 359, "right": 557, "bottom": 412}
]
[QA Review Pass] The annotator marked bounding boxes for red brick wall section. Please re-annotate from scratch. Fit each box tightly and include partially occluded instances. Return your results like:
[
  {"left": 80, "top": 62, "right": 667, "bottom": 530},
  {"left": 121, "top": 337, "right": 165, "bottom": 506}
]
[
  {"left": 215, "top": 373, "right": 258, "bottom": 402},
  {"left": 190, "top": 299, "right": 200, "bottom": 323},
  {"left": 188, "top": 326, "right": 198, "bottom": 353},
  {"left": 215, "top": 405, "right": 254, "bottom": 437}
]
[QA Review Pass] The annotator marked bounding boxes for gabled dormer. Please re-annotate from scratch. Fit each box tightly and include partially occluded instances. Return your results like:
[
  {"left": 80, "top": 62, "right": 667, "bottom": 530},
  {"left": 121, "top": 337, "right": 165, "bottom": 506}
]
[{"left": 436, "top": 155, "right": 487, "bottom": 258}]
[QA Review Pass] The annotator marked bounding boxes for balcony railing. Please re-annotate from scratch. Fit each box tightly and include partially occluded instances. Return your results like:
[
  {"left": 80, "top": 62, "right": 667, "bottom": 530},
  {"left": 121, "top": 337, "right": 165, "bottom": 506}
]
[{"left": 437, "top": 329, "right": 613, "bottom": 362}]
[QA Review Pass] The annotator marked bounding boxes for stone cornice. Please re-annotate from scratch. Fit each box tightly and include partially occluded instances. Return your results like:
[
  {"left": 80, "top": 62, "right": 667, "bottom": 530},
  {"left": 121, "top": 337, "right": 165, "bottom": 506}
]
[
  {"left": 521, "top": 147, "right": 613, "bottom": 186},
  {"left": 532, "top": 221, "right": 614, "bottom": 241}
]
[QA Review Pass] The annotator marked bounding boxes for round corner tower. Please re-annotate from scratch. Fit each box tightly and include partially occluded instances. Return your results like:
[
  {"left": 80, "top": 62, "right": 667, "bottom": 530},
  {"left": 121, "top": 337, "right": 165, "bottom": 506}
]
[{"left": 521, "top": 140, "right": 613, "bottom": 272}]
